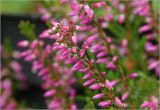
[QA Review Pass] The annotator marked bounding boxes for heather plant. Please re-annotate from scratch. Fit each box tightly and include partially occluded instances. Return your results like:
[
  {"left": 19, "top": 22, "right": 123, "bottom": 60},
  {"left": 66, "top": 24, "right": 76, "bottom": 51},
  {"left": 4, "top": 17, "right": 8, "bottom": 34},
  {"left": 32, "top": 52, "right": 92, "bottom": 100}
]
[
  {"left": 0, "top": 39, "right": 27, "bottom": 109},
  {"left": 18, "top": 0, "right": 159, "bottom": 109}
]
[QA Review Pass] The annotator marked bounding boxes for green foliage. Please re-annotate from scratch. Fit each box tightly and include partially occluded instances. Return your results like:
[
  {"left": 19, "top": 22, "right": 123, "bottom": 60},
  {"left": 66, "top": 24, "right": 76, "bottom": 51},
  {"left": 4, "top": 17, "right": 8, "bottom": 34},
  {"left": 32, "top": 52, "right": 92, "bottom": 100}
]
[
  {"left": 94, "top": 7, "right": 107, "bottom": 18},
  {"left": 129, "top": 75, "right": 159, "bottom": 107},
  {"left": 1, "top": 0, "right": 35, "bottom": 14},
  {"left": 152, "top": 0, "right": 160, "bottom": 14},
  {"left": 3, "top": 37, "right": 12, "bottom": 53},
  {"left": 84, "top": 97, "right": 96, "bottom": 109},
  {"left": 18, "top": 21, "right": 36, "bottom": 40}
]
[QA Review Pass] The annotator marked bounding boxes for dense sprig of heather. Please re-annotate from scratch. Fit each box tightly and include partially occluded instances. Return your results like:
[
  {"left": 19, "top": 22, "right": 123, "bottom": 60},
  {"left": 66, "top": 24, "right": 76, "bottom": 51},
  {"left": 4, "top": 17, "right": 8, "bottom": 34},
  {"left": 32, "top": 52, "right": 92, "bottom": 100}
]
[
  {"left": 0, "top": 45, "right": 27, "bottom": 109},
  {"left": 18, "top": 0, "right": 159, "bottom": 109},
  {"left": 18, "top": 31, "right": 77, "bottom": 109}
]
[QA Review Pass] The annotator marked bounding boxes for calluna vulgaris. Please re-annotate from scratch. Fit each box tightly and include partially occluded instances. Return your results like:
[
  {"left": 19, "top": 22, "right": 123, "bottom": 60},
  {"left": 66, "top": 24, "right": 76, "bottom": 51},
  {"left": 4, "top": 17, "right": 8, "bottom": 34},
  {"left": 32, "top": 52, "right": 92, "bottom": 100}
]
[
  {"left": 1, "top": 44, "right": 27, "bottom": 109},
  {"left": 17, "top": 0, "right": 159, "bottom": 109}
]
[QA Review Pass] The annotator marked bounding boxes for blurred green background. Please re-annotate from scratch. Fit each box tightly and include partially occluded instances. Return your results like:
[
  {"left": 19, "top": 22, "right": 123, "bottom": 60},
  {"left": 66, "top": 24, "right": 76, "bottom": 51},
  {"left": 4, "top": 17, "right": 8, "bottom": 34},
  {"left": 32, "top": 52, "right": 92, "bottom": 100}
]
[{"left": 1, "top": 0, "right": 37, "bottom": 15}]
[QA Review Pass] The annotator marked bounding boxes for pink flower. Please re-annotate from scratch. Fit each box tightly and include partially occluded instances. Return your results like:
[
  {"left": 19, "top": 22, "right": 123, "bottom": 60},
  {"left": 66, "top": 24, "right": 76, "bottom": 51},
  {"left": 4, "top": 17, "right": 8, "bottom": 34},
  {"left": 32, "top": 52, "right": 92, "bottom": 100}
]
[
  {"left": 82, "top": 72, "right": 93, "bottom": 79},
  {"left": 39, "top": 29, "right": 51, "bottom": 38},
  {"left": 48, "top": 100, "right": 60, "bottom": 109},
  {"left": 10, "top": 61, "right": 22, "bottom": 73},
  {"left": 141, "top": 101, "right": 151, "bottom": 108},
  {"left": 105, "top": 14, "right": 113, "bottom": 22},
  {"left": 60, "top": 0, "right": 67, "bottom": 4},
  {"left": 110, "top": 80, "right": 119, "bottom": 87},
  {"left": 139, "top": 24, "right": 151, "bottom": 33},
  {"left": 105, "top": 80, "right": 113, "bottom": 90},
  {"left": 96, "top": 51, "right": 107, "bottom": 58},
  {"left": 106, "top": 62, "right": 116, "bottom": 70},
  {"left": 100, "top": 72, "right": 106, "bottom": 76},
  {"left": 118, "top": 14, "right": 125, "bottom": 24},
  {"left": 18, "top": 40, "right": 29, "bottom": 47},
  {"left": 6, "top": 100, "right": 16, "bottom": 109},
  {"left": 38, "top": 68, "right": 49, "bottom": 77},
  {"left": 72, "top": 36, "right": 77, "bottom": 44},
  {"left": 71, "top": 104, "right": 77, "bottom": 110},
  {"left": 44, "top": 90, "right": 56, "bottom": 97},
  {"left": 83, "top": 78, "right": 95, "bottom": 86},
  {"left": 145, "top": 42, "right": 158, "bottom": 52},
  {"left": 76, "top": 25, "right": 93, "bottom": 31},
  {"left": 85, "top": 34, "right": 98, "bottom": 46},
  {"left": 122, "top": 92, "right": 129, "bottom": 101},
  {"left": 92, "top": 93, "right": 104, "bottom": 99},
  {"left": 84, "top": 5, "right": 93, "bottom": 18},
  {"left": 150, "top": 96, "right": 158, "bottom": 110},
  {"left": 98, "top": 100, "right": 112, "bottom": 107},
  {"left": 89, "top": 83, "right": 102, "bottom": 90},
  {"left": 92, "top": 2, "right": 106, "bottom": 8},
  {"left": 71, "top": 60, "right": 83, "bottom": 71},
  {"left": 80, "top": 49, "right": 85, "bottom": 57},
  {"left": 30, "top": 40, "right": 38, "bottom": 49},
  {"left": 24, "top": 54, "right": 36, "bottom": 62},
  {"left": 96, "top": 58, "right": 109, "bottom": 63},
  {"left": 20, "top": 50, "right": 31, "bottom": 57},
  {"left": 128, "top": 73, "right": 138, "bottom": 79},
  {"left": 115, "top": 97, "right": 122, "bottom": 107}
]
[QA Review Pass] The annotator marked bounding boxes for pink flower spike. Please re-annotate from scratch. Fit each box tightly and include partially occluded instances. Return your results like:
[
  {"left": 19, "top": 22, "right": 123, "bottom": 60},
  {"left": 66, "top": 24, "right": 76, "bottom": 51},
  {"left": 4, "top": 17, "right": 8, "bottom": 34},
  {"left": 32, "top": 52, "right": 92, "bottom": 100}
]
[
  {"left": 83, "top": 78, "right": 95, "bottom": 86},
  {"left": 122, "top": 92, "right": 129, "bottom": 101},
  {"left": 128, "top": 73, "right": 138, "bottom": 79},
  {"left": 84, "top": 5, "right": 93, "bottom": 18},
  {"left": 92, "top": 93, "right": 104, "bottom": 99},
  {"left": 44, "top": 90, "right": 56, "bottom": 97},
  {"left": 82, "top": 72, "right": 93, "bottom": 80},
  {"left": 18, "top": 40, "right": 29, "bottom": 47},
  {"left": 98, "top": 100, "right": 112, "bottom": 107},
  {"left": 106, "top": 80, "right": 113, "bottom": 90},
  {"left": 115, "top": 97, "right": 122, "bottom": 107},
  {"left": 89, "top": 83, "right": 102, "bottom": 90},
  {"left": 141, "top": 101, "right": 151, "bottom": 108}
]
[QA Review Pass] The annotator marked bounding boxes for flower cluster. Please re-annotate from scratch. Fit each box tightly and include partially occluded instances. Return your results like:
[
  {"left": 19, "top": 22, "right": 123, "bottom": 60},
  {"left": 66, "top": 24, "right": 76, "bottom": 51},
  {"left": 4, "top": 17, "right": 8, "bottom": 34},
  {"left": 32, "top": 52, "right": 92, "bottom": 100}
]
[
  {"left": 17, "top": 0, "right": 159, "bottom": 109},
  {"left": 18, "top": 28, "right": 76, "bottom": 109},
  {"left": 0, "top": 44, "right": 27, "bottom": 109}
]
